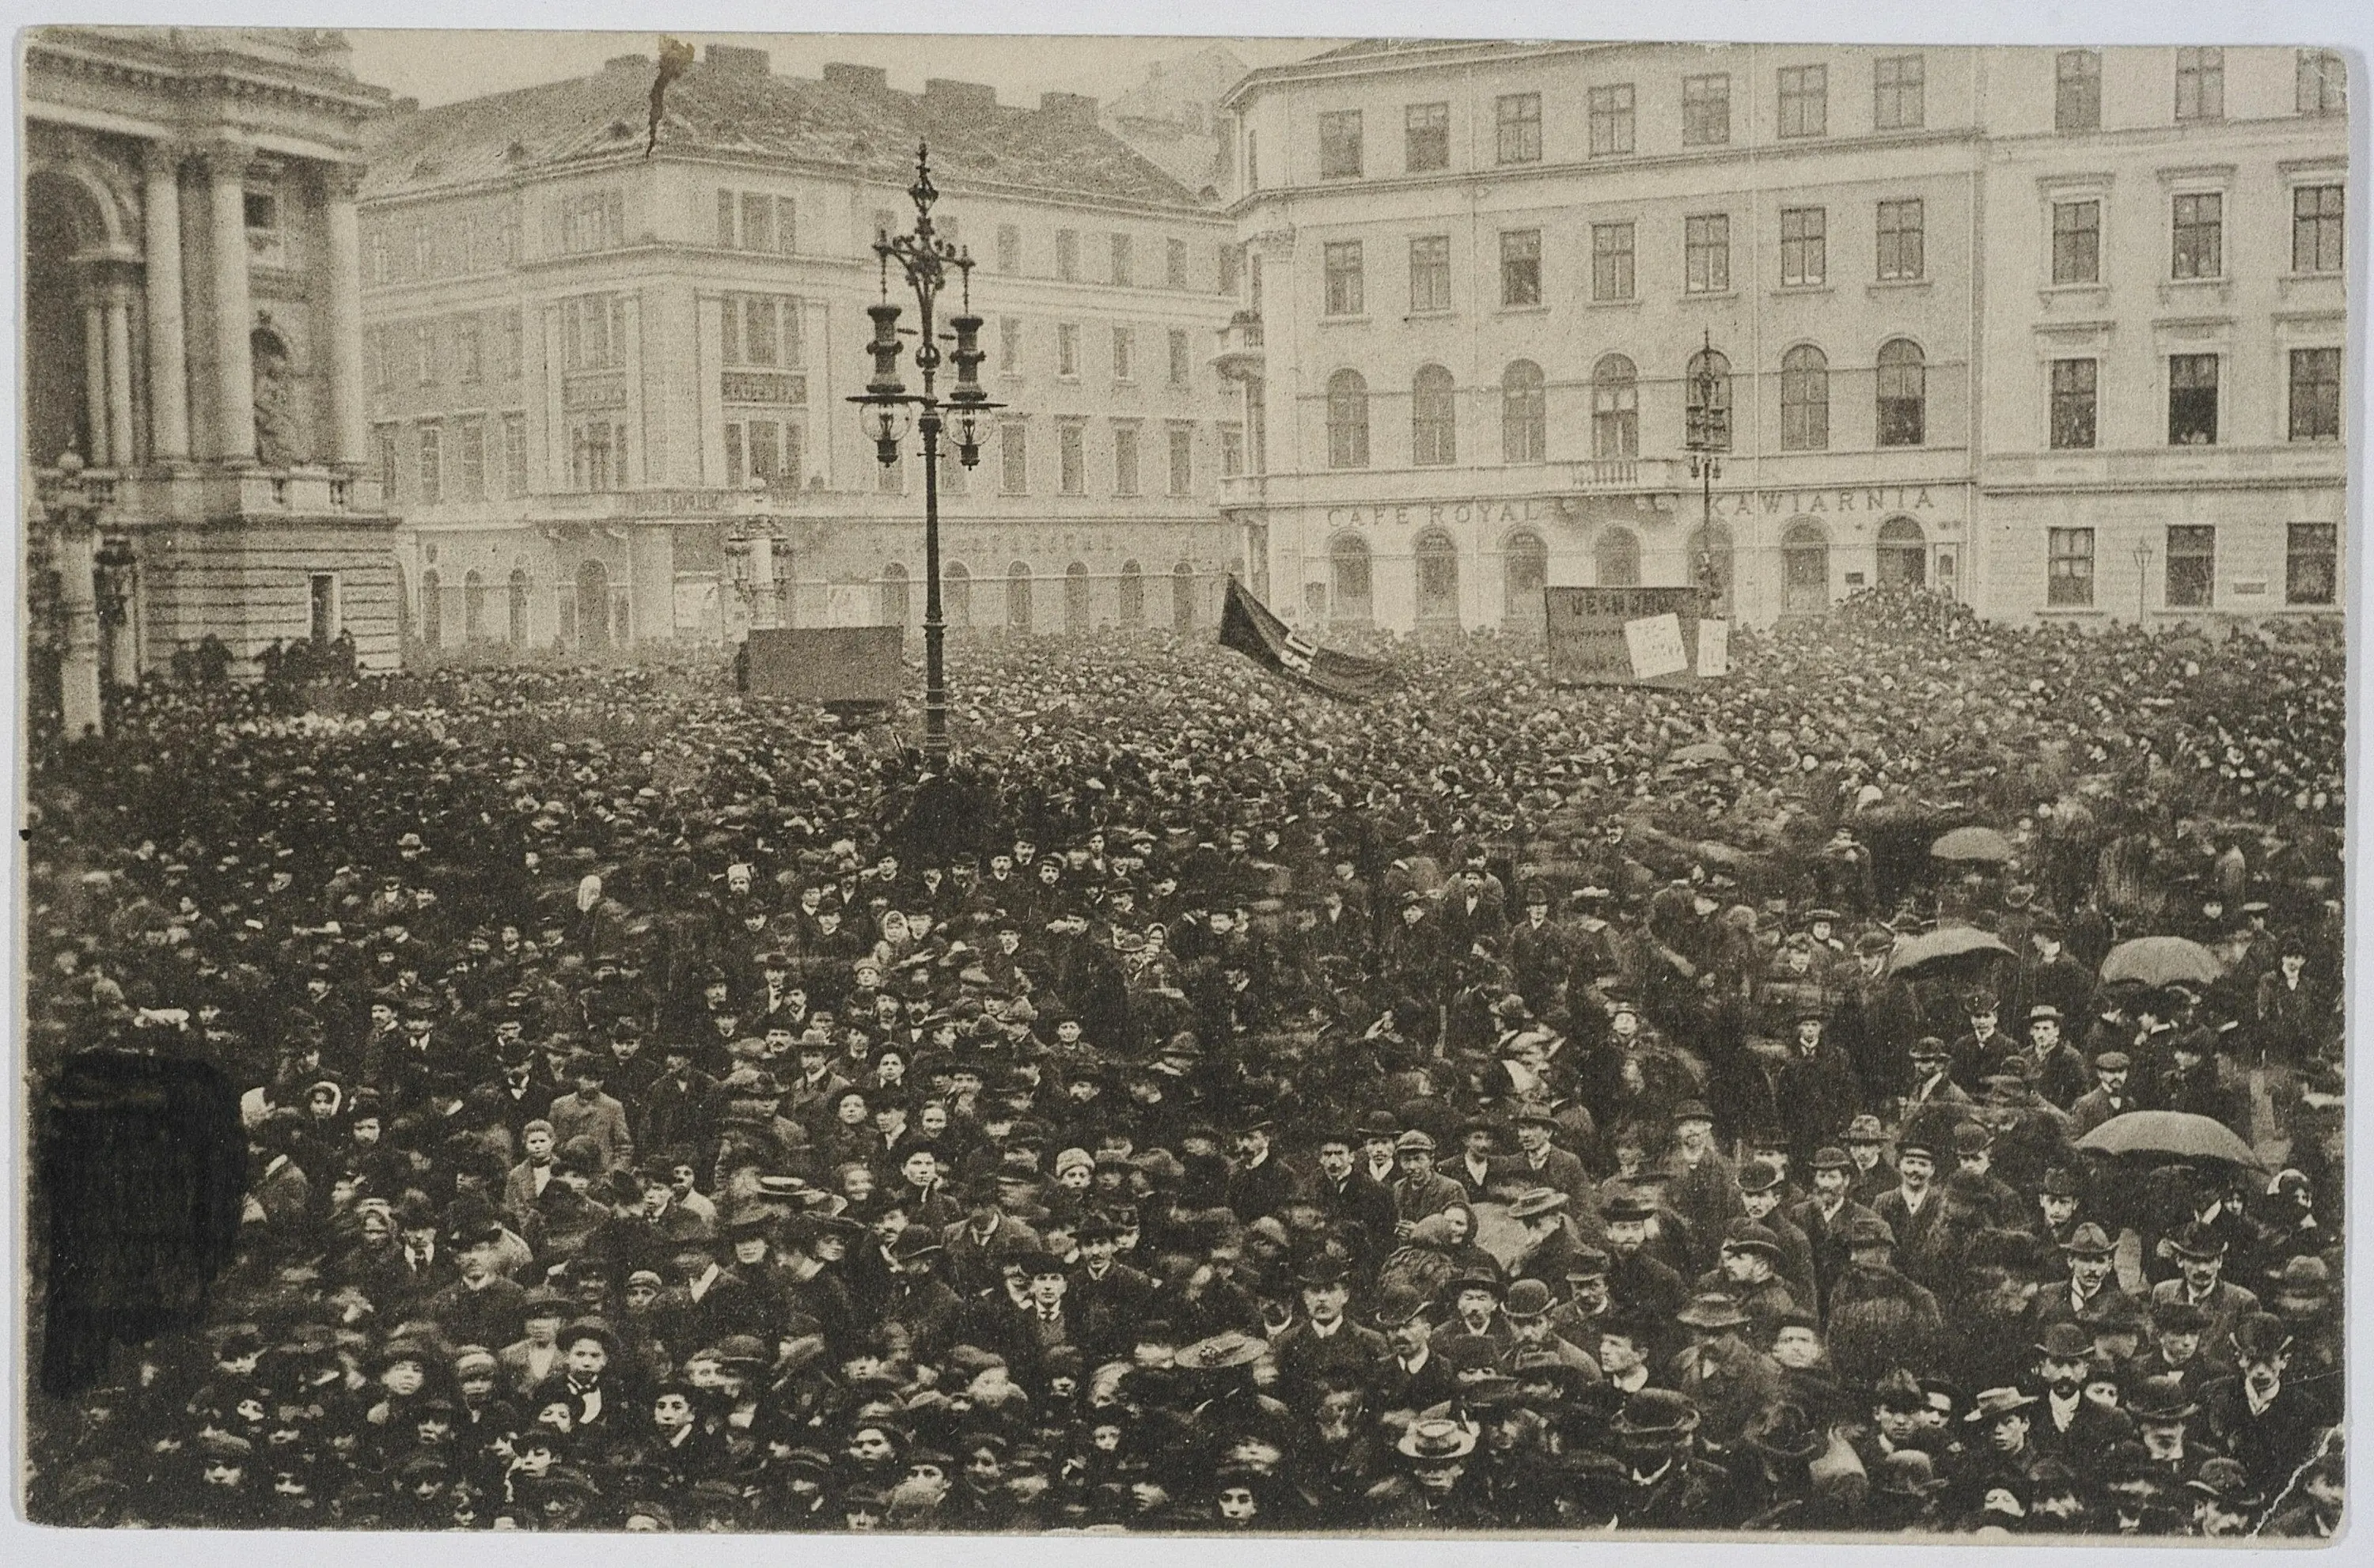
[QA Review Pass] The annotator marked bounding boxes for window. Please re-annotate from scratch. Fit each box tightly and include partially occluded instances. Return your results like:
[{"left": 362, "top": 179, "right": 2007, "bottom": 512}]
[
  {"left": 1500, "top": 229, "right": 1542, "bottom": 306},
  {"left": 502, "top": 310, "right": 524, "bottom": 380},
  {"left": 1056, "top": 229, "right": 1079, "bottom": 281},
  {"left": 413, "top": 322, "right": 436, "bottom": 385},
  {"left": 1169, "top": 328, "right": 1190, "bottom": 386},
  {"left": 1877, "top": 199, "right": 1925, "bottom": 280},
  {"left": 507, "top": 568, "right": 529, "bottom": 642},
  {"left": 498, "top": 205, "right": 521, "bottom": 266},
  {"left": 1592, "top": 222, "right": 1636, "bottom": 301},
  {"left": 1780, "top": 206, "right": 1826, "bottom": 286},
  {"left": 2288, "top": 524, "right": 2338, "bottom": 604},
  {"left": 1686, "top": 348, "right": 1732, "bottom": 450},
  {"left": 457, "top": 418, "right": 486, "bottom": 500},
  {"left": 1781, "top": 345, "right": 1830, "bottom": 450},
  {"left": 1325, "top": 241, "right": 1364, "bottom": 316},
  {"left": 1590, "top": 84, "right": 1636, "bottom": 156},
  {"left": 410, "top": 222, "right": 436, "bottom": 279},
  {"left": 881, "top": 563, "right": 910, "bottom": 627},
  {"left": 1686, "top": 214, "right": 1731, "bottom": 294},
  {"left": 1592, "top": 354, "right": 1638, "bottom": 457},
  {"left": 1166, "top": 239, "right": 1189, "bottom": 291},
  {"left": 417, "top": 423, "right": 442, "bottom": 503},
  {"left": 1684, "top": 74, "right": 1731, "bottom": 146},
  {"left": 1778, "top": 65, "right": 1828, "bottom": 138},
  {"left": 1596, "top": 527, "right": 1641, "bottom": 587},
  {"left": 457, "top": 319, "right": 484, "bottom": 384},
  {"left": 2050, "top": 358, "right": 2098, "bottom": 449},
  {"left": 463, "top": 572, "right": 486, "bottom": 641},
  {"left": 1875, "top": 54, "right": 1925, "bottom": 129},
  {"left": 1496, "top": 93, "right": 1542, "bottom": 164},
  {"left": 366, "top": 229, "right": 389, "bottom": 286},
  {"left": 2167, "top": 526, "right": 2215, "bottom": 608},
  {"left": 1000, "top": 317, "right": 1022, "bottom": 373},
  {"left": 503, "top": 412, "right": 528, "bottom": 494},
  {"left": 2053, "top": 200, "right": 2101, "bottom": 284},
  {"left": 372, "top": 422, "right": 400, "bottom": 498},
  {"left": 571, "top": 420, "right": 628, "bottom": 490},
  {"left": 725, "top": 419, "right": 801, "bottom": 490},
  {"left": 1326, "top": 369, "right": 1370, "bottom": 468},
  {"left": 420, "top": 570, "right": 440, "bottom": 646},
  {"left": 1059, "top": 422, "right": 1085, "bottom": 494},
  {"left": 1172, "top": 562, "right": 1197, "bottom": 631},
  {"left": 1110, "top": 233, "right": 1133, "bottom": 286},
  {"left": 1113, "top": 327, "right": 1134, "bottom": 383},
  {"left": 1113, "top": 426, "right": 1140, "bottom": 495},
  {"left": 2293, "top": 186, "right": 2345, "bottom": 272},
  {"left": 1409, "top": 235, "right": 1451, "bottom": 312},
  {"left": 1405, "top": 101, "right": 1451, "bottom": 172},
  {"left": 2298, "top": 50, "right": 2347, "bottom": 116},
  {"left": 1169, "top": 425, "right": 1193, "bottom": 495},
  {"left": 2168, "top": 354, "right": 2219, "bottom": 445},
  {"left": 992, "top": 223, "right": 1021, "bottom": 275},
  {"left": 1219, "top": 244, "right": 1242, "bottom": 297},
  {"left": 2289, "top": 347, "right": 2342, "bottom": 441},
  {"left": 1057, "top": 324, "right": 1080, "bottom": 378},
  {"left": 2057, "top": 51, "right": 2102, "bottom": 132},
  {"left": 2175, "top": 47, "right": 2224, "bottom": 122},
  {"left": 1319, "top": 110, "right": 1363, "bottom": 178},
  {"left": 1502, "top": 361, "right": 1545, "bottom": 463},
  {"left": 560, "top": 188, "right": 624, "bottom": 254},
  {"left": 723, "top": 295, "right": 802, "bottom": 368},
  {"left": 740, "top": 191, "right": 775, "bottom": 252},
  {"left": 1877, "top": 339, "right": 1926, "bottom": 445},
  {"left": 1000, "top": 422, "right": 1029, "bottom": 494},
  {"left": 1412, "top": 365, "right": 1456, "bottom": 465},
  {"left": 1220, "top": 425, "right": 1245, "bottom": 476},
  {"left": 2171, "top": 192, "right": 2226, "bottom": 278},
  {"left": 2047, "top": 528, "right": 2095, "bottom": 606},
  {"left": 561, "top": 294, "right": 625, "bottom": 371}
]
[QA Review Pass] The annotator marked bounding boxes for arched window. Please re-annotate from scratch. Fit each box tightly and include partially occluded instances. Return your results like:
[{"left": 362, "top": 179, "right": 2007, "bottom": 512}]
[
  {"left": 1065, "top": 562, "right": 1091, "bottom": 632},
  {"left": 1878, "top": 339, "right": 1926, "bottom": 445},
  {"left": 881, "top": 562, "right": 910, "bottom": 627},
  {"left": 1686, "top": 347, "right": 1732, "bottom": 451},
  {"left": 1118, "top": 561, "right": 1145, "bottom": 627},
  {"left": 1780, "top": 345, "right": 1829, "bottom": 451},
  {"left": 1591, "top": 354, "right": 1638, "bottom": 459},
  {"left": 1502, "top": 360, "right": 1546, "bottom": 463},
  {"left": 1330, "top": 535, "right": 1373, "bottom": 624},
  {"left": 575, "top": 559, "right": 610, "bottom": 650},
  {"left": 463, "top": 570, "right": 486, "bottom": 641},
  {"left": 1326, "top": 369, "right": 1370, "bottom": 469},
  {"left": 1877, "top": 516, "right": 1927, "bottom": 589},
  {"left": 1595, "top": 527, "right": 1640, "bottom": 587},
  {"left": 1504, "top": 529, "right": 1548, "bottom": 631},
  {"left": 508, "top": 567, "right": 529, "bottom": 643},
  {"left": 1688, "top": 523, "right": 1735, "bottom": 615},
  {"left": 420, "top": 568, "right": 442, "bottom": 648},
  {"left": 1412, "top": 364, "right": 1456, "bottom": 465},
  {"left": 944, "top": 562, "right": 972, "bottom": 627},
  {"left": 1416, "top": 530, "right": 1460, "bottom": 625},
  {"left": 1007, "top": 562, "right": 1033, "bottom": 631},
  {"left": 1783, "top": 520, "right": 1831, "bottom": 615},
  {"left": 1172, "top": 562, "right": 1197, "bottom": 630}
]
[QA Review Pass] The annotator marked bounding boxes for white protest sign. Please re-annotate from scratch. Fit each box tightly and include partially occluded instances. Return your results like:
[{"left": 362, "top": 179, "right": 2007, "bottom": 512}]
[
  {"left": 1696, "top": 618, "right": 1731, "bottom": 677},
  {"left": 1623, "top": 613, "right": 1690, "bottom": 680}
]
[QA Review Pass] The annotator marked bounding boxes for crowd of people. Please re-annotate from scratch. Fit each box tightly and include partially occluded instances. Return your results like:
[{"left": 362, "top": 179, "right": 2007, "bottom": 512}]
[{"left": 25, "top": 592, "right": 2348, "bottom": 1535}]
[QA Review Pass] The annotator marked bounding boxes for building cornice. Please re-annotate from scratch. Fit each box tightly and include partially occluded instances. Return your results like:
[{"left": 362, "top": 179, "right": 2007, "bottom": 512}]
[{"left": 25, "top": 32, "right": 390, "bottom": 128}]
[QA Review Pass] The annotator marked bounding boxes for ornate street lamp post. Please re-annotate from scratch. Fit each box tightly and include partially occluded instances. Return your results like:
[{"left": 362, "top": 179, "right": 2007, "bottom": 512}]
[
  {"left": 1685, "top": 328, "right": 1727, "bottom": 611},
  {"left": 849, "top": 144, "right": 1000, "bottom": 765}
]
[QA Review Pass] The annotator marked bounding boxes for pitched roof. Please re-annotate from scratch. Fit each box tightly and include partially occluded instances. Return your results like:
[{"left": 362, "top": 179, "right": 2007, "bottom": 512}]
[{"left": 362, "top": 55, "right": 1208, "bottom": 211}]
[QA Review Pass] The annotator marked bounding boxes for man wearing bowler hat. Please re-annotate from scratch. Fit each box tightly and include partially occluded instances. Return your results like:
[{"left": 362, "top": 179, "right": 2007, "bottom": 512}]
[
  {"left": 2031, "top": 1321, "right": 2133, "bottom": 1458},
  {"left": 1271, "top": 1253, "right": 1386, "bottom": 1405},
  {"left": 2151, "top": 1221, "right": 2261, "bottom": 1357},
  {"left": 1607, "top": 1388, "right": 1723, "bottom": 1529}
]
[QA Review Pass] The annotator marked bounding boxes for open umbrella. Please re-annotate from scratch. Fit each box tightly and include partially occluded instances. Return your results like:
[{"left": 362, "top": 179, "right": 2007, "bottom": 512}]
[
  {"left": 1887, "top": 926, "right": 2015, "bottom": 979},
  {"left": 1929, "top": 825, "right": 2014, "bottom": 864},
  {"left": 2075, "top": 1110, "right": 2264, "bottom": 1170},
  {"left": 2099, "top": 936, "right": 2223, "bottom": 988}
]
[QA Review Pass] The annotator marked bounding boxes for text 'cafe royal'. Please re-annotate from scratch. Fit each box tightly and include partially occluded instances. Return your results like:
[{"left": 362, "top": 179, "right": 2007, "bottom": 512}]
[{"left": 1320, "top": 483, "right": 1955, "bottom": 532}]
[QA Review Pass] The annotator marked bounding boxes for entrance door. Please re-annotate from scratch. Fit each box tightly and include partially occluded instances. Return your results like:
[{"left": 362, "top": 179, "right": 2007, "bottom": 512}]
[
  {"left": 1782, "top": 522, "right": 1830, "bottom": 615},
  {"left": 576, "top": 559, "right": 610, "bottom": 650},
  {"left": 1504, "top": 531, "right": 1547, "bottom": 634},
  {"left": 1415, "top": 530, "right": 1460, "bottom": 627},
  {"left": 1876, "top": 516, "right": 1926, "bottom": 589}
]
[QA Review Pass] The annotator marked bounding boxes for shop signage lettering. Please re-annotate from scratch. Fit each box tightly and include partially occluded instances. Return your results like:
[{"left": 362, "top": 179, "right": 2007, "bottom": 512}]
[{"left": 1324, "top": 486, "right": 1943, "bottom": 530}]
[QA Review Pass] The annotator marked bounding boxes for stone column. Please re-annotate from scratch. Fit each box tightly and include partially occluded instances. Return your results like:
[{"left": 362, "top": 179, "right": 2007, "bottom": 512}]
[
  {"left": 142, "top": 141, "right": 191, "bottom": 461},
  {"left": 82, "top": 299, "right": 111, "bottom": 464},
  {"left": 104, "top": 290, "right": 137, "bottom": 468},
  {"left": 55, "top": 513, "right": 103, "bottom": 738},
  {"left": 322, "top": 161, "right": 367, "bottom": 465},
  {"left": 203, "top": 140, "right": 256, "bottom": 462}
]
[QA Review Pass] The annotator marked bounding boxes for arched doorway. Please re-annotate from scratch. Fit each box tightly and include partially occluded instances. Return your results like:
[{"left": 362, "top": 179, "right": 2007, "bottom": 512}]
[
  {"left": 1782, "top": 521, "right": 1830, "bottom": 615},
  {"left": 575, "top": 559, "right": 610, "bottom": 650},
  {"left": 1504, "top": 530, "right": 1547, "bottom": 634},
  {"left": 1687, "top": 521, "right": 1735, "bottom": 615},
  {"left": 1007, "top": 562, "right": 1033, "bottom": 632},
  {"left": 1877, "top": 516, "right": 1926, "bottom": 589},
  {"left": 1065, "top": 562, "right": 1091, "bottom": 632},
  {"left": 1172, "top": 562, "right": 1196, "bottom": 630},
  {"left": 25, "top": 171, "right": 108, "bottom": 467},
  {"left": 463, "top": 570, "right": 486, "bottom": 641},
  {"left": 1118, "top": 561, "right": 1144, "bottom": 627},
  {"left": 1329, "top": 536, "right": 1372, "bottom": 625},
  {"left": 1415, "top": 530, "right": 1459, "bottom": 628},
  {"left": 880, "top": 562, "right": 910, "bottom": 627},
  {"left": 1595, "top": 527, "right": 1640, "bottom": 587}
]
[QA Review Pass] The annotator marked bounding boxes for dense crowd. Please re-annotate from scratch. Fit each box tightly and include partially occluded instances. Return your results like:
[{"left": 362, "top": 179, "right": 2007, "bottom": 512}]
[{"left": 25, "top": 595, "right": 2348, "bottom": 1535}]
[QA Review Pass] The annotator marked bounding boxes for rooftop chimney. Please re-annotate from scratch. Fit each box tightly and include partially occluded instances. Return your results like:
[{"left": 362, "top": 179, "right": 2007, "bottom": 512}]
[
  {"left": 704, "top": 44, "right": 769, "bottom": 76},
  {"left": 822, "top": 62, "right": 889, "bottom": 93}
]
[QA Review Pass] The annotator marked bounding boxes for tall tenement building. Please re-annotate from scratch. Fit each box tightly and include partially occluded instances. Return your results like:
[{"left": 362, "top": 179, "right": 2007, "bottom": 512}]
[
  {"left": 1215, "top": 41, "right": 2348, "bottom": 634},
  {"left": 358, "top": 46, "right": 1239, "bottom": 656}
]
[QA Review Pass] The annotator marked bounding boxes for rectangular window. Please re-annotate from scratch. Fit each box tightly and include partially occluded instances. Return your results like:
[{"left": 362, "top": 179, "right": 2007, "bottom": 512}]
[
  {"left": 740, "top": 192, "right": 774, "bottom": 253},
  {"left": 418, "top": 423, "right": 442, "bottom": 505},
  {"left": 1113, "top": 327, "right": 1134, "bottom": 383},
  {"left": 373, "top": 422, "right": 400, "bottom": 499},
  {"left": 1220, "top": 425, "right": 1246, "bottom": 476},
  {"left": 1875, "top": 54, "right": 1925, "bottom": 130},
  {"left": 2289, "top": 347, "right": 2342, "bottom": 441},
  {"left": 1589, "top": 84, "right": 1636, "bottom": 156},
  {"left": 723, "top": 422, "right": 743, "bottom": 487},
  {"left": 457, "top": 320, "right": 484, "bottom": 384},
  {"left": 2053, "top": 200, "right": 2101, "bottom": 284},
  {"left": 2298, "top": 50, "right": 2347, "bottom": 116},
  {"left": 1325, "top": 241, "right": 1365, "bottom": 316},
  {"left": 1059, "top": 422, "right": 1085, "bottom": 494},
  {"left": 1778, "top": 64, "right": 1828, "bottom": 138},
  {"left": 1169, "top": 328, "right": 1190, "bottom": 385},
  {"left": 503, "top": 412, "right": 528, "bottom": 495},
  {"left": 1683, "top": 74, "right": 1731, "bottom": 146},
  {"left": 2175, "top": 47, "right": 2224, "bottom": 122},
  {"left": 457, "top": 418, "right": 486, "bottom": 501},
  {"left": 776, "top": 197, "right": 797, "bottom": 254},
  {"left": 718, "top": 190, "right": 737, "bottom": 247},
  {"left": 502, "top": 310, "right": 524, "bottom": 380},
  {"left": 997, "top": 223, "right": 1021, "bottom": 275},
  {"left": 1876, "top": 199, "right": 1925, "bottom": 280},
  {"left": 1000, "top": 422, "right": 1028, "bottom": 494},
  {"left": 498, "top": 204, "right": 521, "bottom": 266},
  {"left": 1496, "top": 93, "right": 1542, "bottom": 164},
  {"left": 2168, "top": 353, "right": 2219, "bottom": 445},
  {"left": 560, "top": 188, "right": 624, "bottom": 254},
  {"left": 413, "top": 322, "right": 436, "bottom": 386},
  {"left": 1219, "top": 244, "right": 1242, "bottom": 297},
  {"left": 2172, "top": 192, "right": 2223, "bottom": 278},
  {"left": 1592, "top": 222, "right": 1636, "bottom": 301},
  {"left": 2057, "top": 51, "right": 2102, "bottom": 132},
  {"left": 1110, "top": 232, "right": 1132, "bottom": 286},
  {"left": 1500, "top": 229, "right": 1542, "bottom": 307},
  {"left": 2167, "top": 525, "right": 2215, "bottom": 608},
  {"left": 2050, "top": 358, "right": 2098, "bottom": 449},
  {"left": 1167, "top": 238, "right": 1189, "bottom": 290},
  {"left": 1686, "top": 214, "right": 1731, "bottom": 294},
  {"left": 1405, "top": 101, "right": 1451, "bottom": 172},
  {"left": 999, "top": 316, "right": 1022, "bottom": 374},
  {"left": 1057, "top": 323, "right": 1080, "bottom": 378},
  {"left": 1169, "top": 426, "right": 1193, "bottom": 495},
  {"left": 1056, "top": 229, "right": 1079, "bottom": 282},
  {"left": 410, "top": 222, "right": 435, "bottom": 279},
  {"left": 2292, "top": 185, "right": 2345, "bottom": 273},
  {"left": 1780, "top": 206, "right": 1826, "bottom": 286},
  {"left": 2047, "top": 527, "right": 2095, "bottom": 607},
  {"left": 1113, "top": 426, "right": 1140, "bottom": 496},
  {"left": 2288, "top": 523, "right": 2338, "bottom": 604},
  {"left": 561, "top": 294, "right": 624, "bottom": 371},
  {"left": 1409, "top": 234, "right": 1451, "bottom": 312},
  {"left": 1319, "top": 109, "right": 1363, "bottom": 178},
  {"left": 366, "top": 230, "right": 389, "bottom": 286}
]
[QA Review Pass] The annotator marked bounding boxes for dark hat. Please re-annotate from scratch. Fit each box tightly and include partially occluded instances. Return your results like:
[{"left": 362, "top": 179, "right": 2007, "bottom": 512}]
[
  {"left": 1502, "top": 1279, "right": 1556, "bottom": 1320},
  {"left": 2093, "top": 1050, "right": 2132, "bottom": 1072},
  {"left": 1602, "top": 1190, "right": 1659, "bottom": 1223},
  {"left": 2231, "top": 1312, "right": 2295, "bottom": 1363},
  {"left": 2167, "top": 1221, "right": 2228, "bottom": 1260},
  {"left": 1811, "top": 1146, "right": 1852, "bottom": 1171},
  {"left": 2270, "top": 1254, "right": 2331, "bottom": 1293},
  {"left": 2060, "top": 1221, "right": 2115, "bottom": 1258},
  {"left": 1746, "top": 1402, "right": 1826, "bottom": 1462},
  {"left": 1357, "top": 1108, "right": 1402, "bottom": 1138},
  {"left": 1871, "top": 1449, "right": 1949, "bottom": 1498},
  {"left": 1675, "top": 1292, "right": 1750, "bottom": 1330},
  {"left": 2186, "top": 1456, "right": 2264, "bottom": 1509},
  {"left": 2129, "top": 1375, "right": 2199, "bottom": 1423},
  {"left": 2026, "top": 1004, "right": 2063, "bottom": 1025},
  {"left": 1393, "top": 1129, "right": 1437, "bottom": 1154},
  {"left": 2039, "top": 1166, "right": 2080, "bottom": 1198},
  {"left": 1737, "top": 1162, "right": 1783, "bottom": 1195},
  {"left": 1294, "top": 1252, "right": 1352, "bottom": 1289},
  {"left": 1443, "top": 1267, "right": 1504, "bottom": 1301},
  {"left": 1172, "top": 1329, "right": 1267, "bottom": 1371},
  {"left": 1671, "top": 1100, "right": 1715, "bottom": 1126},
  {"left": 1563, "top": 1245, "right": 1613, "bottom": 1279},
  {"left": 2152, "top": 1298, "right": 2211, "bottom": 1334},
  {"left": 1952, "top": 1121, "right": 1993, "bottom": 1156},
  {"left": 1610, "top": 1388, "right": 1701, "bottom": 1444},
  {"left": 2035, "top": 1322, "right": 2095, "bottom": 1362},
  {"left": 1372, "top": 1284, "right": 1432, "bottom": 1327},
  {"left": 1843, "top": 1113, "right": 1886, "bottom": 1144},
  {"left": 1908, "top": 1036, "right": 1948, "bottom": 1061},
  {"left": 1846, "top": 1214, "right": 1897, "bottom": 1250},
  {"left": 1722, "top": 1223, "right": 1784, "bottom": 1261}
]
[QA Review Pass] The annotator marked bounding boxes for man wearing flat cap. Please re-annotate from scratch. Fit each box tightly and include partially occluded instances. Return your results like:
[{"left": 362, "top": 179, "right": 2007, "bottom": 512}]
[{"left": 1389, "top": 1129, "right": 1467, "bottom": 1233}]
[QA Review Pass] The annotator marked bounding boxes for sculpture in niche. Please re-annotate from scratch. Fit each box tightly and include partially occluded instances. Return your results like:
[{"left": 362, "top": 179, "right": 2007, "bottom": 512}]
[{"left": 252, "top": 324, "right": 302, "bottom": 465}]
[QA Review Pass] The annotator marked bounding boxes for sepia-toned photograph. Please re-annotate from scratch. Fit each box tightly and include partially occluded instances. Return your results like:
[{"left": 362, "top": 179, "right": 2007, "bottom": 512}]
[{"left": 16, "top": 21, "right": 2354, "bottom": 1540}]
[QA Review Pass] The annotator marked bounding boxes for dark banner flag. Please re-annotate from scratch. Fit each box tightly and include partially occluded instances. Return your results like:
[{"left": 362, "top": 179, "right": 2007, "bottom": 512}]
[{"left": 1218, "top": 577, "right": 1401, "bottom": 702}]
